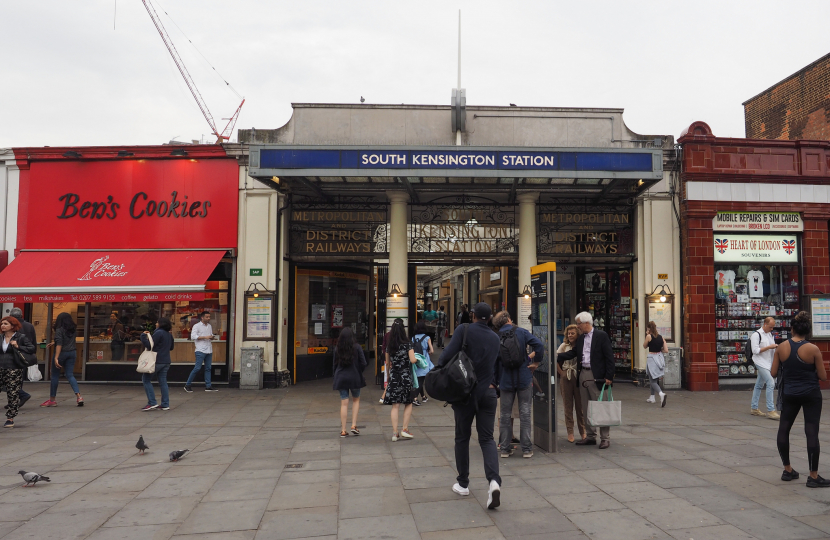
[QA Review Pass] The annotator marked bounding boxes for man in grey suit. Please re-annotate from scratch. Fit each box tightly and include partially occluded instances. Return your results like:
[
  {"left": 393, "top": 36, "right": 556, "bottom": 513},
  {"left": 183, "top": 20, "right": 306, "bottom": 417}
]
[{"left": 556, "top": 311, "right": 615, "bottom": 449}]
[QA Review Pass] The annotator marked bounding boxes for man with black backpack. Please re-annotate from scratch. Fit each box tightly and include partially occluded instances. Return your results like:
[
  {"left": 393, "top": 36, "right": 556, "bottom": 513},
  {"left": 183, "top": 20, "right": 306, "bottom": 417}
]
[
  {"left": 492, "top": 311, "right": 545, "bottom": 459},
  {"left": 434, "top": 302, "right": 503, "bottom": 509}
]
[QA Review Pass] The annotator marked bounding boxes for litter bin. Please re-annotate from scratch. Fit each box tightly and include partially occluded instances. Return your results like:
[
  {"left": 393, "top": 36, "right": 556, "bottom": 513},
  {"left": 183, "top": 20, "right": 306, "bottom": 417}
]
[
  {"left": 240, "top": 347, "right": 264, "bottom": 390},
  {"left": 663, "top": 347, "right": 682, "bottom": 390}
]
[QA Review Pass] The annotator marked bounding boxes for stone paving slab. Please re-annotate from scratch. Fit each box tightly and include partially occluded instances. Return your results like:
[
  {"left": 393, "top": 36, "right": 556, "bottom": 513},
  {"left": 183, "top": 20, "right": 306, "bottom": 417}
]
[{"left": 0, "top": 376, "right": 827, "bottom": 539}]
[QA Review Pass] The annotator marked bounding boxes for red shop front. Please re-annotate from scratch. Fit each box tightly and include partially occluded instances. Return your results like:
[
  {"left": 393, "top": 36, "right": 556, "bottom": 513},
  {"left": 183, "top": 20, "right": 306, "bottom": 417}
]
[
  {"left": 0, "top": 146, "right": 239, "bottom": 383},
  {"left": 679, "top": 122, "right": 830, "bottom": 391}
]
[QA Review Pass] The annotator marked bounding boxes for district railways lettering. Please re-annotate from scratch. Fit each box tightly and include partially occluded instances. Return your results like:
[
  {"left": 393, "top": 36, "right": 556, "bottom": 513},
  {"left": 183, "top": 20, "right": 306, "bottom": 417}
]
[{"left": 292, "top": 209, "right": 386, "bottom": 254}]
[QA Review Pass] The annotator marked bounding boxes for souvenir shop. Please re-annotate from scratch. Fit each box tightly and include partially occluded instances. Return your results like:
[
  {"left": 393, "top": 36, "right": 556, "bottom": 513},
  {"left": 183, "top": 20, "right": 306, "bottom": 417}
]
[
  {"left": 714, "top": 228, "right": 801, "bottom": 379},
  {"left": 679, "top": 120, "right": 830, "bottom": 391}
]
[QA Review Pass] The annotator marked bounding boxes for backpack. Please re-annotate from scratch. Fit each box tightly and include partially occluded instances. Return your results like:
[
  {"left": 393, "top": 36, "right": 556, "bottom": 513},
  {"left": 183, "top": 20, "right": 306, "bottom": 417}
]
[
  {"left": 411, "top": 334, "right": 427, "bottom": 356},
  {"left": 425, "top": 324, "right": 477, "bottom": 405},
  {"left": 744, "top": 330, "right": 761, "bottom": 363},
  {"left": 499, "top": 326, "right": 525, "bottom": 371}
]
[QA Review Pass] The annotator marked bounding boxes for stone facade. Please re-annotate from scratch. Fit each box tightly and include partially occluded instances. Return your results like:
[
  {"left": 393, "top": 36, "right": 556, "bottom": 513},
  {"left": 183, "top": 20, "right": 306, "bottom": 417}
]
[{"left": 744, "top": 52, "right": 830, "bottom": 141}]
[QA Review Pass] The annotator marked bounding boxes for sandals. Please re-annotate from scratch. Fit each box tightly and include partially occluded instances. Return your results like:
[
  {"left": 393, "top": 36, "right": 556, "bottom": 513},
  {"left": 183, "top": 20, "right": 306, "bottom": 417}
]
[
  {"left": 340, "top": 430, "right": 348, "bottom": 438},
  {"left": 350, "top": 426, "right": 360, "bottom": 435}
]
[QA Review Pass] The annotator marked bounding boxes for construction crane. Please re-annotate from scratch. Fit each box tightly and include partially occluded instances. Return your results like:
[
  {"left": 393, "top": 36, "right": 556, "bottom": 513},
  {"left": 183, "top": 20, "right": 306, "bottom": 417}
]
[{"left": 140, "top": 0, "right": 244, "bottom": 143}]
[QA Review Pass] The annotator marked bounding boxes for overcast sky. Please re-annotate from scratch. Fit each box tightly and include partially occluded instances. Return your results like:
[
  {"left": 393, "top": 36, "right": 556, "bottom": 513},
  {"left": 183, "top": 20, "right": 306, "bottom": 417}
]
[{"left": 2, "top": 1, "right": 828, "bottom": 148}]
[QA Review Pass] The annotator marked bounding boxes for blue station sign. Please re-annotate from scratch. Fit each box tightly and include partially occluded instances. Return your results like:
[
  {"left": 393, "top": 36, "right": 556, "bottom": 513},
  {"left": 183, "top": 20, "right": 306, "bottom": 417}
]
[{"left": 249, "top": 146, "right": 662, "bottom": 179}]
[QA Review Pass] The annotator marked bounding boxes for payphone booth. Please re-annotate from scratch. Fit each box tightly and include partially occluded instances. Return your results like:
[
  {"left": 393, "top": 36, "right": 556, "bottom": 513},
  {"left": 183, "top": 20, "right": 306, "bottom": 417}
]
[{"left": 531, "top": 262, "right": 558, "bottom": 453}]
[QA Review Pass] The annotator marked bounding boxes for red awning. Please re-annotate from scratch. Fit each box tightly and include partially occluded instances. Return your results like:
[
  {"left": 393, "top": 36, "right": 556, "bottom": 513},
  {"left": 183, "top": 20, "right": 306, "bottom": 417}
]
[{"left": 0, "top": 250, "right": 226, "bottom": 303}]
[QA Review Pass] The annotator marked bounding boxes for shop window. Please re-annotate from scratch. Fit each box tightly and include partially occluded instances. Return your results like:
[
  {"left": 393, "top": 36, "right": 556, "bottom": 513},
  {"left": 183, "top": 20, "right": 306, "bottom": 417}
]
[
  {"left": 715, "top": 265, "right": 800, "bottom": 378},
  {"left": 578, "top": 268, "right": 632, "bottom": 371},
  {"left": 294, "top": 270, "right": 369, "bottom": 358}
]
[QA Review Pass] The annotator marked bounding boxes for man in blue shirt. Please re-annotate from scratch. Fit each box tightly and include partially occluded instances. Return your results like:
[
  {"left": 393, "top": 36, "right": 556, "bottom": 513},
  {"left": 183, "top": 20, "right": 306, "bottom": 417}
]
[{"left": 493, "top": 311, "right": 545, "bottom": 458}]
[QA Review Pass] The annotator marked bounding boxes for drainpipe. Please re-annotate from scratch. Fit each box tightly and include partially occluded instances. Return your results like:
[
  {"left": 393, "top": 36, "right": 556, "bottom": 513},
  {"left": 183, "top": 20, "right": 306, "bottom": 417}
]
[{"left": 275, "top": 194, "right": 291, "bottom": 385}]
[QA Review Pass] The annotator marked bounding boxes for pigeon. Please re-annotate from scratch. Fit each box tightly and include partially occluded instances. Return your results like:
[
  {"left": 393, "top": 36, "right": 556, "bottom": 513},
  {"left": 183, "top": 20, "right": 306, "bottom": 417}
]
[
  {"left": 136, "top": 435, "right": 149, "bottom": 455},
  {"left": 19, "top": 471, "right": 50, "bottom": 487},
  {"left": 169, "top": 449, "right": 189, "bottom": 462}
]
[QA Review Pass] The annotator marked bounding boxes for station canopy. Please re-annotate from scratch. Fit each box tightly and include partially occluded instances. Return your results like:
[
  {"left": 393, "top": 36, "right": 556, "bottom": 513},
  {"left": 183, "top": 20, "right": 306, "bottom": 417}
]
[{"left": 247, "top": 145, "right": 663, "bottom": 204}]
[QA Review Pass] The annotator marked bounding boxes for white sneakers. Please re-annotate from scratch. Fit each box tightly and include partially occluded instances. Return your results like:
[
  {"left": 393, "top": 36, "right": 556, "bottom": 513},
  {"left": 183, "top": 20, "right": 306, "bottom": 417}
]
[
  {"left": 646, "top": 396, "right": 656, "bottom": 403},
  {"left": 659, "top": 392, "right": 667, "bottom": 408},
  {"left": 452, "top": 483, "right": 469, "bottom": 496},
  {"left": 452, "top": 480, "right": 501, "bottom": 509},
  {"left": 487, "top": 479, "right": 501, "bottom": 509}
]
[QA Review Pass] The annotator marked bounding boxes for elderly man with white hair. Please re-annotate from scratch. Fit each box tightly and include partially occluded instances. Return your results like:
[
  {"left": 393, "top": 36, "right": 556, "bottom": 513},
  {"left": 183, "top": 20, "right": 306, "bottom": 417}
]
[{"left": 556, "top": 311, "right": 616, "bottom": 448}]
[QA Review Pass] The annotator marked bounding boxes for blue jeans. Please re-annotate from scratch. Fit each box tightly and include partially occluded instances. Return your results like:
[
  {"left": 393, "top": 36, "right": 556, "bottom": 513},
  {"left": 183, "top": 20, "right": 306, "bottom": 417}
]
[
  {"left": 751, "top": 366, "right": 775, "bottom": 412},
  {"left": 51, "top": 350, "right": 80, "bottom": 397},
  {"left": 339, "top": 388, "right": 361, "bottom": 399},
  {"left": 143, "top": 364, "right": 170, "bottom": 407},
  {"left": 498, "top": 384, "right": 533, "bottom": 453},
  {"left": 186, "top": 352, "right": 212, "bottom": 388}
]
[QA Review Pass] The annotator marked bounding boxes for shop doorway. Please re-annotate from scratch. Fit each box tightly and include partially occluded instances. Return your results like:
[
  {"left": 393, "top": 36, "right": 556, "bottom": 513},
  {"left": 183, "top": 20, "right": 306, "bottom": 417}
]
[{"left": 573, "top": 265, "right": 634, "bottom": 376}]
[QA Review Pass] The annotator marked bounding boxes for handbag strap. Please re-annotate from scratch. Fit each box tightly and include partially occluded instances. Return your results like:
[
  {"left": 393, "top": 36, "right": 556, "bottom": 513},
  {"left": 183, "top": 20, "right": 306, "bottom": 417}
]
[
  {"left": 598, "top": 383, "right": 614, "bottom": 402},
  {"left": 146, "top": 333, "right": 154, "bottom": 350}
]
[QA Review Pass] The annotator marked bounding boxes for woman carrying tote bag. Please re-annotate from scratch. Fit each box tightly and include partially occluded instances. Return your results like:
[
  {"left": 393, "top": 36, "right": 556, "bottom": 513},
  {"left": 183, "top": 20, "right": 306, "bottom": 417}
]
[
  {"left": 140, "top": 317, "right": 174, "bottom": 411},
  {"left": 0, "top": 316, "right": 35, "bottom": 428}
]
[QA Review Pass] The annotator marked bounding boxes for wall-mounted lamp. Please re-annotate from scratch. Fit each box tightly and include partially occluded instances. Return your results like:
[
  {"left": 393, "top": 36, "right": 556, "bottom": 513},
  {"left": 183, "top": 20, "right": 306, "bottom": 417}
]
[
  {"left": 246, "top": 282, "right": 269, "bottom": 298},
  {"left": 389, "top": 283, "right": 404, "bottom": 298},
  {"left": 522, "top": 285, "right": 531, "bottom": 299},
  {"left": 170, "top": 148, "right": 188, "bottom": 157},
  {"left": 648, "top": 284, "right": 673, "bottom": 303},
  {"left": 62, "top": 151, "right": 82, "bottom": 158}
]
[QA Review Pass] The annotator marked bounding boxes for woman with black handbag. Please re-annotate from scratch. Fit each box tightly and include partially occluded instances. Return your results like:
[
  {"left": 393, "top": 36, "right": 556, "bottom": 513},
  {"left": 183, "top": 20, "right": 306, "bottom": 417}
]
[{"left": 0, "top": 316, "right": 36, "bottom": 428}]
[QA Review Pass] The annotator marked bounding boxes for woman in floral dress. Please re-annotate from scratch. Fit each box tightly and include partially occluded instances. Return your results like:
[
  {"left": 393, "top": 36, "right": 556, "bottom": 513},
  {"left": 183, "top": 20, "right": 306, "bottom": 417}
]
[{"left": 383, "top": 318, "right": 417, "bottom": 441}]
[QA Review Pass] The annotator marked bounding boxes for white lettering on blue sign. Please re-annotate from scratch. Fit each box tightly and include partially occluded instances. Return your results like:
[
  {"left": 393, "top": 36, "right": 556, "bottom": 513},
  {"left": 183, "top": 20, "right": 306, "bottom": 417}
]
[{"left": 360, "top": 153, "right": 406, "bottom": 166}]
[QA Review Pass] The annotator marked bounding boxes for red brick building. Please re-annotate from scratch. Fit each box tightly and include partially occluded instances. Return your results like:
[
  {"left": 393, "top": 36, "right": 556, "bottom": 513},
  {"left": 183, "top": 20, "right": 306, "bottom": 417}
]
[
  {"left": 679, "top": 121, "right": 830, "bottom": 391},
  {"left": 744, "top": 52, "right": 830, "bottom": 141}
]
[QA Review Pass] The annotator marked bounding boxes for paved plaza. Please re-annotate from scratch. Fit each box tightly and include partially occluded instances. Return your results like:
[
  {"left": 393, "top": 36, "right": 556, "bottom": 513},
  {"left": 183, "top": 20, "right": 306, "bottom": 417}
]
[{"left": 0, "top": 378, "right": 828, "bottom": 540}]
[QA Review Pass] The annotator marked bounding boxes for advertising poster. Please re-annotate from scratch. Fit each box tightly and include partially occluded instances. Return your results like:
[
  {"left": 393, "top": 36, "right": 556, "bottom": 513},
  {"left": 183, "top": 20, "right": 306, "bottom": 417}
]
[
  {"left": 331, "top": 305, "right": 344, "bottom": 328},
  {"left": 245, "top": 296, "right": 273, "bottom": 339}
]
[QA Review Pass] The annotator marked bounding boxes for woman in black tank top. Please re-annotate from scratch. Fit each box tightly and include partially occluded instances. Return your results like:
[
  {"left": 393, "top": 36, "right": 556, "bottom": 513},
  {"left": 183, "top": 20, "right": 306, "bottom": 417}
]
[{"left": 771, "top": 311, "right": 829, "bottom": 488}]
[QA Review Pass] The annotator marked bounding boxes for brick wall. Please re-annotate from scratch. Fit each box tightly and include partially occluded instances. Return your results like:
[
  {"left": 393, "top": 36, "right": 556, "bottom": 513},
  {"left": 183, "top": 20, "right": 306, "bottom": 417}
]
[
  {"left": 682, "top": 200, "right": 830, "bottom": 391},
  {"left": 744, "top": 53, "right": 830, "bottom": 141}
]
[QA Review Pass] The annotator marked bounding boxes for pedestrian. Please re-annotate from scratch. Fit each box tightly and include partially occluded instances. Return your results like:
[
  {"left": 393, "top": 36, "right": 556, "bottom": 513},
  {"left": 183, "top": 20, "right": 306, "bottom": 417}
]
[
  {"left": 459, "top": 304, "right": 471, "bottom": 326},
  {"left": 771, "top": 311, "right": 829, "bottom": 487},
  {"left": 423, "top": 304, "right": 437, "bottom": 323},
  {"left": 333, "top": 327, "right": 367, "bottom": 437},
  {"left": 557, "top": 324, "right": 586, "bottom": 443},
  {"left": 140, "top": 317, "right": 174, "bottom": 411},
  {"left": 493, "top": 311, "right": 544, "bottom": 459},
  {"left": 643, "top": 321, "right": 669, "bottom": 407},
  {"left": 436, "top": 306, "right": 447, "bottom": 347},
  {"left": 185, "top": 311, "right": 218, "bottom": 392},
  {"left": 384, "top": 318, "right": 416, "bottom": 441},
  {"left": 750, "top": 316, "right": 780, "bottom": 419},
  {"left": 411, "top": 319, "right": 434, "bottom": 406},
  {"left": 379, "top": 325, "right": 394, "bottom": 404},
  {"left": 0, "top": 317, "right": 35, "bottom": 427},
  {"left": 108, "top": 312, "right": 127, "bottom": 361},
  {"left": 41, "top": 313, "right": 84, "bottom": 408},
  {"left": 8, "top": 308, "right": 33, "bottom": 409},
  {"left": 438, "top": 302, "right": 502, "bottom": 509},
  {"left": 556, "top": 311, "right": 615, "bottom": 449}
]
